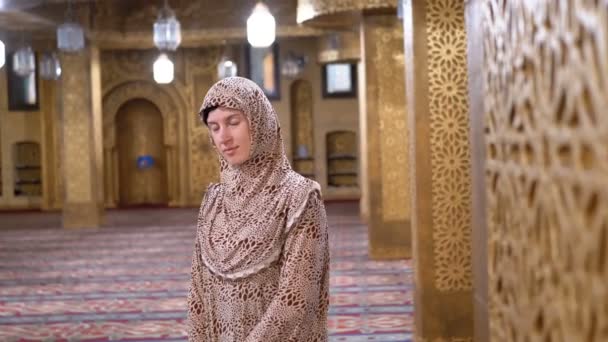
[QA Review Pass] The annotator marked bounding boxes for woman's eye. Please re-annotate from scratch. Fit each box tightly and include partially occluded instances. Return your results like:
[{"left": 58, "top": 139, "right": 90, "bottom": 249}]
[{"left": 229, "top": 120, "right": 240, "bottom": 126}]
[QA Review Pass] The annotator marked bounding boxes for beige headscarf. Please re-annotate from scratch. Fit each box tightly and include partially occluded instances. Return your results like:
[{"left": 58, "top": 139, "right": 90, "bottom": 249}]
[{"left": 197, "top": 76, "right": 320, "bottom": 280}]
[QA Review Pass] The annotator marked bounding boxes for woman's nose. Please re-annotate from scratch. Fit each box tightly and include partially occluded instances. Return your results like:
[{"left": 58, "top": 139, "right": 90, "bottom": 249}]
[{"left": 218, "top": 127, "right": 232, "bottom": 144}]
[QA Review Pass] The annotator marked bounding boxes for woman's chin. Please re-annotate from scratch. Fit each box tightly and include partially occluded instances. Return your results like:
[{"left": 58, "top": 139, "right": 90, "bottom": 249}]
[{"left": 226, "top": 156, "right": 248, "bottom": 167}]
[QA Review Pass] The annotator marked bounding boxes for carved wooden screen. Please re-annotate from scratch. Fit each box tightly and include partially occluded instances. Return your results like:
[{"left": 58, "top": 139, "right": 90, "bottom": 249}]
[{"left": 484, "top": 1, "right": 608, "bottom": 340}]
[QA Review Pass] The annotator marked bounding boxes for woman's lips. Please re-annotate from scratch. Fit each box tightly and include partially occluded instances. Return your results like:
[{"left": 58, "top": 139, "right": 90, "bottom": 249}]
[{"left": 223, "top": 146, "right": 238, "bottom": 156}]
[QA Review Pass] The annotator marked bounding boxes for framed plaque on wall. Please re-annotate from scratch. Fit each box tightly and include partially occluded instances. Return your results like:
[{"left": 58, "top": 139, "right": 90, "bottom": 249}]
[{"left": 322, "top": 62, "right": 357, "bottom": 98}]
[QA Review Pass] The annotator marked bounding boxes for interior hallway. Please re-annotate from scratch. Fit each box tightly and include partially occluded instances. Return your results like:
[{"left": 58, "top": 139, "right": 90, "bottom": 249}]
[{"left": 0, "top": 202, "right": 413, "bottom": 341}]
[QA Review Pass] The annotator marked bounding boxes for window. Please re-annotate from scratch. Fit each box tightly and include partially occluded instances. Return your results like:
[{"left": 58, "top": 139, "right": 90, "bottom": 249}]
[
  {"left": 6, "top": 51, "right": 39, "bottom": 111},
  {"left": 246, "top": 43, "right": 280, "bottom": 100}
]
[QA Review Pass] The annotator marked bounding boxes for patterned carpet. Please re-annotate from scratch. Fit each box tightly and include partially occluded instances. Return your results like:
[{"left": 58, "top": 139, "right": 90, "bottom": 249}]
[{"left": 0, "top": 203, "right": 413, "bottom": 341}]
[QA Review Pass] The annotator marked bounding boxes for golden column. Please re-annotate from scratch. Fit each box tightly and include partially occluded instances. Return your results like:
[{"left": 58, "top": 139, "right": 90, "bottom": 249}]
[
  {"left": 60, "top": 47, "right": 105, "bottom": 228},
  {"left": 360, "top": 15, "right": 410, "bottom": 259},
  {"left": 298, "top": 0, "right": 411, "bottom": 259},
  {"left": 40, "top": 63, "right": 63, "bottom": 211},
  {"left": 402, "top": 0, "right": 474, "bottom": 340}
]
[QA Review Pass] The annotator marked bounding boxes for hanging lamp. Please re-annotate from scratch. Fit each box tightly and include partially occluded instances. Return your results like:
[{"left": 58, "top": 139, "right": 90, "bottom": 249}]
[
  {"left": 39, "top": 52, "right": 62, "bottom": 80},
  {"left": 153, "top": 0, "right": 182, "bottom": 51},
  {"left": 13, "top": 46, "right": 36, "bottom": 77},
  {"left": 153, "top": 53, "right": 174, "bottom": 84},
  {"left": 247, "top": 2, "right": 276, "bottom": 47},
  {"left": 281, "top": 51, "right": 307, "bottom": 78},
  {"left": 217, "top": 56, "right": 237, "bottom": 79},
  {"left": 0, "top": 39, "right": 5, "bottom": 69},
  {"left": 57, "top": 0, "right": 85, "bottom": 52}
]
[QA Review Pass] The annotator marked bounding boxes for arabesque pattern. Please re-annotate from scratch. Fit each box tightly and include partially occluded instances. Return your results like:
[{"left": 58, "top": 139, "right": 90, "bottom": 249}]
[
  {"left": 426, "top": 0, "right": 473, "bottom": 292},
  {"left": 484, "top": 0, "right": 608, "bottom": 340}
]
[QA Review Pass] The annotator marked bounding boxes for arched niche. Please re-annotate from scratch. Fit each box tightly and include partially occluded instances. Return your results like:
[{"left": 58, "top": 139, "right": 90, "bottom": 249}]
[
  {"left": 102, "top": 81, "right": 183, "bottom": 207},
  {"left": 326, "top": 131, "right": 358, "bottom": 187},
  {"left": 115, "top": 99, "right": 168, "bottom": 206},
  {"left": 290, "top": 79, "right": 315, "bottom": 179},
  {"left": 13, "top": 141, "right": 42, "bottom": 197}
]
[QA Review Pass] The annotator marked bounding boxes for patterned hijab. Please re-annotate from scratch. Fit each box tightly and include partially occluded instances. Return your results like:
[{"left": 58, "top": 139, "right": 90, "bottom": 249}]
[{"left": 196, "top": 76, "right": 320, "bottom": 280}]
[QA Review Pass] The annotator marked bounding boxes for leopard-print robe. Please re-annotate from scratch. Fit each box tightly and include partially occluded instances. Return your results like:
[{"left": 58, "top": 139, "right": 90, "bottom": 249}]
[{"left": 188, "top": 77, "right": 329, "bottom": 342}]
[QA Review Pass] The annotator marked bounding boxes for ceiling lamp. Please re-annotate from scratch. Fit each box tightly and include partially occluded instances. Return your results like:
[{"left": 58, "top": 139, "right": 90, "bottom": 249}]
[
  {"left": 153, "top": 0, "right": 182, "bottom": 51},
  {"left": 217, "top": 56, "right": 237, "bottom": 79},
  {"left": 153, "top": 53, "right": 174, "bottom": 84},
  {"left": 0, "top": 39, "right": 5, "bottom": 69},
  {"left": 57, "top": 22, "right": 85, "bottom": 52},
  {"left": 247, "top": 2, "right": 275, "bottom": 47},
  {"left": 57, "top": 0, "right": 85, "bottom": 52},
  {"left": 39, "top": 52, "right": 61, "bottom": 80},
  {"left": 13, "top": 46, "right": 36, "bottom": 77}
]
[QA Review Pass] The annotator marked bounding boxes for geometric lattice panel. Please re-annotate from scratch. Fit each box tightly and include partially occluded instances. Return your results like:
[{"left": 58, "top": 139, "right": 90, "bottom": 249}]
[
  {"left": 426, "top": 0, "right": 473, "bottom": 292},
  {"left": 484, "top": 0, "right": 608, "bottom": 340}
]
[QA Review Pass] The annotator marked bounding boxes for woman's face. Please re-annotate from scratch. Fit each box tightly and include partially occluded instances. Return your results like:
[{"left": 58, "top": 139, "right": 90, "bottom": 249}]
[{"left": 207, "top": 107, "right": 252, "bottom": 166}]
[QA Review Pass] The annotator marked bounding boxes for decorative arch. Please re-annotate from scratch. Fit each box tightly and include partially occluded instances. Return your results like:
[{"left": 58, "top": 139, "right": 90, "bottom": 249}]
[
  {"left": 13, "top": 141, "right": 42, "bottom": 197},
  {"left": 102, "top": 81, "right": 186, "bottom": 207},
  {"left": 103, "top": 81, "right": 182, "bottom": 148}
]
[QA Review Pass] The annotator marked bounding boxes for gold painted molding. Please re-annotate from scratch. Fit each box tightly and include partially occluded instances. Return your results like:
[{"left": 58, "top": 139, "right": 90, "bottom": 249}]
[{"left": 91, "top": 26, "right": 329, "bottom": 49}]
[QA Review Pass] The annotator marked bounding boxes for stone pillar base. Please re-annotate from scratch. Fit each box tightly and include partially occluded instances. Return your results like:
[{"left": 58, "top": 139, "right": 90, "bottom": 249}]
[
  {"left": 63, "top": 202, "right": 104, "bottom": 229},
  {"left": 369, "top": 244, "right": 411, "bottom": 260}
]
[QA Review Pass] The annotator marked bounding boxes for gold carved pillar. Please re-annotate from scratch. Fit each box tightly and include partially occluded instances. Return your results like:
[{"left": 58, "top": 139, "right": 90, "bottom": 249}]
[
  {"left": 361, "top": 15, "right": 410, "bottom": 259},
  {"left": 298, "top": 0, "right": 411, "bottom": 258},
  {"left": 40, "top": 73, "right": 63, "bottom": 210},
  {"left": 60, "top": 47, "right": 104, "bottom": 228},
  {"left": 402, "top": 0, "right": 473, "bottom": 340},
  {"left": 464, "top": 0, "right": 488, "bottom": 341}
]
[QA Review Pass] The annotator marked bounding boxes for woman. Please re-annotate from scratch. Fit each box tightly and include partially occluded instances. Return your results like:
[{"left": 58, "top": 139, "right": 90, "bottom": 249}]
[{"left": 188, "top": 77, "right": 329, "bottom": 342}]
